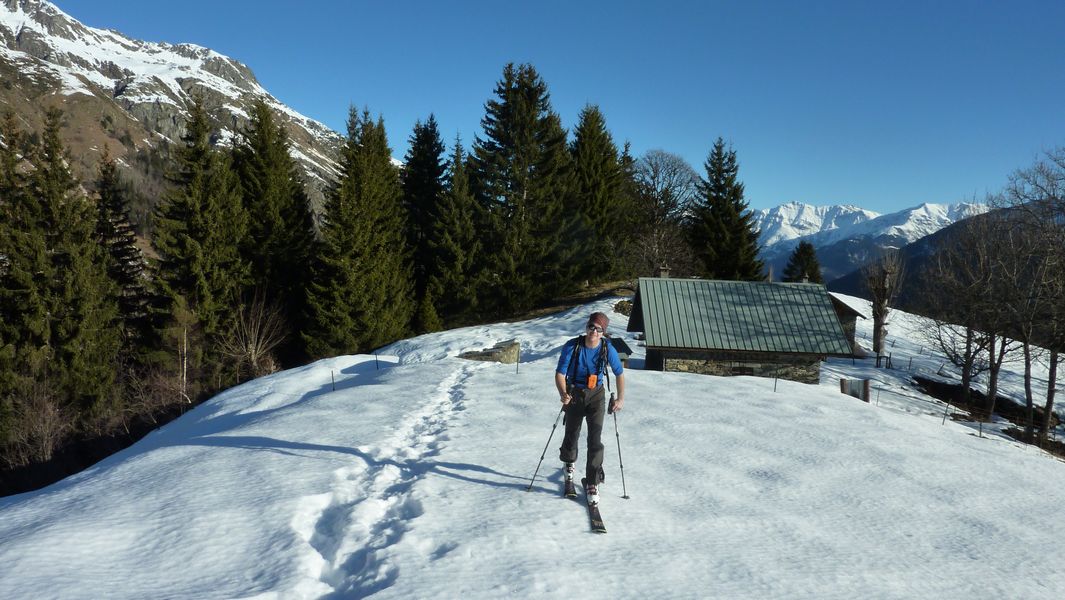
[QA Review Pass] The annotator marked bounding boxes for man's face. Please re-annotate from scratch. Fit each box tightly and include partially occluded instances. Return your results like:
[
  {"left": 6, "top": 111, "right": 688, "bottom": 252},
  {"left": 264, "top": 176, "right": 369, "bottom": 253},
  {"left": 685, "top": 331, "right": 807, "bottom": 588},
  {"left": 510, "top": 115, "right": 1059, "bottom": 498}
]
[{"left": 586, "top": 323, "right": 604, "bottom": 339}]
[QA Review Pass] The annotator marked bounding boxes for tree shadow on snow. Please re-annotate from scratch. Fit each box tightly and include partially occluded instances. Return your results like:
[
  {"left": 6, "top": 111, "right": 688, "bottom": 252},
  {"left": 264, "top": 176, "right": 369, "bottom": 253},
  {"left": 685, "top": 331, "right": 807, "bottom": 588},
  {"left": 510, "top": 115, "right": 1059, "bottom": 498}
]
[{"left": 181, "top": 434, "right": 534, "bottom": 492}]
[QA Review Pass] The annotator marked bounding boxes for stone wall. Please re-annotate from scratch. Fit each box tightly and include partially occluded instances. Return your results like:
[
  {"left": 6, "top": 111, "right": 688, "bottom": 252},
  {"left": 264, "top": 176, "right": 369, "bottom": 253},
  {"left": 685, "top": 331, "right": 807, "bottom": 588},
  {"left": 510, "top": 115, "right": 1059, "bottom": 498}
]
[{"left": 661, "top": 349, "right": 822, "bottom": 384}]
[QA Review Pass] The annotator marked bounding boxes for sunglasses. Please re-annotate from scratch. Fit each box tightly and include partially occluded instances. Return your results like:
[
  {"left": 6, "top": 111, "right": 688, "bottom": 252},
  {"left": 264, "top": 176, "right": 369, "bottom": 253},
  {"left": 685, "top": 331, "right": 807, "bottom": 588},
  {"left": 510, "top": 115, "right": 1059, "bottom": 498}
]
[{"left": 586, "top": 325, "right": 604, "bottom": 333}]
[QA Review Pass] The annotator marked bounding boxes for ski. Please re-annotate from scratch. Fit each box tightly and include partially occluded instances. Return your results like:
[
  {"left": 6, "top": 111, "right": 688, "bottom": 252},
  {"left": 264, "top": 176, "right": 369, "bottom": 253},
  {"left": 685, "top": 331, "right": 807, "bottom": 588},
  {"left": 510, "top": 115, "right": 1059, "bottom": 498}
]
[
  {"left": 564, "top": 477, "right": 577, "bottom": 499},
  {"left": 588, "top": 503, "right": 606, "bottom": 534},
  {"left": 581, "top": 477, "right": 607, "bottom": 533}
]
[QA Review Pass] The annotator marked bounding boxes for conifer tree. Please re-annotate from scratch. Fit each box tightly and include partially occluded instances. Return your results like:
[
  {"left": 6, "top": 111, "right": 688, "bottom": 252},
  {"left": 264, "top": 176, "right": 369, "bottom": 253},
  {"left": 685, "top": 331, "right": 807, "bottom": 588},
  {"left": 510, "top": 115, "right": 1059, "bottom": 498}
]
[
  {"left": 0, "top": 111, "right": 21, "bottom": 196},
  {"left": 95, "top": 150, "right": 155, "bottom": 360},
  {"left": 0, "top": 112, "right": 49, "bottom": 417},
  {"left": 401, "top": 115, "right": 447, "bottom": 332},
  {"left": 303, "top": 108, "right": 413, "bottom": 358},
  {"left": 231, "top": 99, "right": 316, "bottom": 363},
  {"left": 782, "top": 241, "right": 823, "bottom": 283},
  {"left": 153, "top": 96, "right": 250, "bottom": 380},
  {"left": 569, "top": 105, "right": 625, "bottom": 281},
  {"left": 0, "top": 113, "right": 35, "bottom": 451},
  {"left": 29, "top": 109, "right": 120, "bottom": 418},
  {"left": 689, "top": 138, "right": 764, "bottom": 280},
  {"left": 616, "top": 141, "right": 641, "bottom": 267},
  {"left": 533, "top": 112, "right": 580, "bottom": 296},
  {"left": 426, "top": 140, "right": 482, "bottom": 326},
  {"left": 470, "top": 63, "right": 576, "bottom": 315}
]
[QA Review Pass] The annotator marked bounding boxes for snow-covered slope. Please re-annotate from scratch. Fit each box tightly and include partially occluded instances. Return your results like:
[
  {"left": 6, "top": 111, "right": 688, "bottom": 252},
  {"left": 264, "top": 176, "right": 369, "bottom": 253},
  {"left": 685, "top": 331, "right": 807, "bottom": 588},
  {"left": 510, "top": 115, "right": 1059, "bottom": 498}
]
[
  {"left": 1, "top": 296, "right": 1063, "bottom": 599},
  {"left": 754, "top": 201, "right": 987, "bottom": 281},
  {"left": 0, "top": 0, "right": 341, "bottom": 201}
]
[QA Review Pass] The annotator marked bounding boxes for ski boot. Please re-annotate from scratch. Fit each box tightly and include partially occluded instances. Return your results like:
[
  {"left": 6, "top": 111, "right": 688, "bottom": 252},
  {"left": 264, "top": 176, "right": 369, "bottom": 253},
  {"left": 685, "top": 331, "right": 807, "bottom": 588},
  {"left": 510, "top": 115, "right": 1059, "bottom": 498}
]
[{"left": 583, "top": 478, "right": 600, "bottom": 506}]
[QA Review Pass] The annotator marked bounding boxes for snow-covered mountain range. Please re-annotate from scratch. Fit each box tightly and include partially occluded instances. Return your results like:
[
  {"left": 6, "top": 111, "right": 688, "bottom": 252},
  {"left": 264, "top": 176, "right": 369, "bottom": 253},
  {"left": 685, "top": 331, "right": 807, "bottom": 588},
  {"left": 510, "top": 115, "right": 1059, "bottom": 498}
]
[
  {"left": 0, "top": 0, "right": 341, "bottom": 205},
  {"left": 752, "top": 201, "right": 987, "bottom": 281}
]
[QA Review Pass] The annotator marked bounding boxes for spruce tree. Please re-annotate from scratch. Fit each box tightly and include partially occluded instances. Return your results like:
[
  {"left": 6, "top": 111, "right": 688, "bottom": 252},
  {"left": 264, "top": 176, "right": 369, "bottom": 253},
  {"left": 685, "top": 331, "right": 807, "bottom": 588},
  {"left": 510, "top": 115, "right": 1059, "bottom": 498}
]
[
  {"left": 689, "top": 137, "right": 764, "bottom": 280},
  {"left": 400, "top": 115, "right": 447, "bottom": 332},
  {"left": 782, "top": 241, "right": 823, "bottom": 283},
  {"left": 569, "top": 105, "right": 625, "bottom": 281},
  {"left": 426, "top": 139, "right": 482, "bottom": 327},
  {"left": 303, "top": 108, "right": 413, "bottom": 358},
  {"left": 0, "top": 112, "right": 50, "bottom": 416},
  {"left": 95, "top": 150, "right": 155, "bottom": 361},
  {"left": 0, "top": 112, "right": 21, "bottom": 196},
  {"left": 615, "top": 142, "right": 641, "bottom": 276},
  {"left": 469, "top": 63, "right": 576, "bottom": 315},
  {"left": 30, "top": 109, "right": 121, "bottom": 418},
  {"left": 231, "top": 99, "right": 316, "bottom": 363},
  {"left": 0, "top": 113, "right": 36, "bottom": 450},
  {"left": 532, "top": 112, "right": 579, "bottom": 297},
  {"left": 153, "top": 96, "right": 250, "bottom": 382}
]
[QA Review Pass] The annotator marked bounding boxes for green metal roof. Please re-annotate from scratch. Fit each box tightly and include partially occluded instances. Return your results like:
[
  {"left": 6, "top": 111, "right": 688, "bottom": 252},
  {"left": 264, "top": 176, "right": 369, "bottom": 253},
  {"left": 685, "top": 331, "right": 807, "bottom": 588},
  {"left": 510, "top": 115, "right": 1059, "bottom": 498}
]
[{"left": 627, "top": 278, "right": 853, "bottom": 356}]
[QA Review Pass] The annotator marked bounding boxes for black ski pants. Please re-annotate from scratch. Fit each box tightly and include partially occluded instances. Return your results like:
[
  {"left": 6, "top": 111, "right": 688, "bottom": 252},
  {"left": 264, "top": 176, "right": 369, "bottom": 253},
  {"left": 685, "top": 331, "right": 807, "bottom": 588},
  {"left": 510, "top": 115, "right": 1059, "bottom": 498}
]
[{"left": 559, "top": 385, "right": 606, "bottom": 484}]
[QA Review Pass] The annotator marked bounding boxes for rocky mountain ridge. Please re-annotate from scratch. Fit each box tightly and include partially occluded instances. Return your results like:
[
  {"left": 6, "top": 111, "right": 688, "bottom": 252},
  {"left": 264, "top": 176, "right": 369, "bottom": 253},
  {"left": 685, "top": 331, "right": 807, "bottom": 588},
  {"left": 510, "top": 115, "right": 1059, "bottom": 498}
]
[
  {"left": 752, "top": 201, "right": 987, "bottom": 281},
  {"left": 0, "top": 0, "right": 342, "bottom": 215}
]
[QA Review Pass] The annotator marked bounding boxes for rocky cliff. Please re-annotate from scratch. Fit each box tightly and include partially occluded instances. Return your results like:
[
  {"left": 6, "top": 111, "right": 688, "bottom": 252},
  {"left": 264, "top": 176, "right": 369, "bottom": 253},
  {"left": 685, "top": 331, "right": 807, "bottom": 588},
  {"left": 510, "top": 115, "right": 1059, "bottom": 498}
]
[{"left": 0, "top": 0, "right": 342, "bottom": 220}]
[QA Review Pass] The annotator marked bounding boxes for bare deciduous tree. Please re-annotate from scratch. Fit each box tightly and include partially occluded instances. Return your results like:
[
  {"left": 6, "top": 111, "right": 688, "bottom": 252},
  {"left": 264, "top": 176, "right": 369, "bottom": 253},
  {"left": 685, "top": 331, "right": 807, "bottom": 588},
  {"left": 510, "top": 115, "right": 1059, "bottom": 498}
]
[
  {"left": 916, "top": 216, "right": 997, "bottom": 407},
  {"left": 217, "top": 294, "right": 288, "bottom": 381},
  {"left": 863, "top": 249, "right": 905, "bottom": 356},
  {"left": 5, "top": 380, "right": 71, "bottom": 467},
  {"left": 627, "top": 150, "right": 699, "bottom": 277},
  {"left": 916, "top": 210, "right": 1025, "bottom": 424},
  {"left": 125, "top": 368, "right": 190, "bottom": 428},
  {"left": 991, "top": 149, "right": 1065, "bottom": 442}
]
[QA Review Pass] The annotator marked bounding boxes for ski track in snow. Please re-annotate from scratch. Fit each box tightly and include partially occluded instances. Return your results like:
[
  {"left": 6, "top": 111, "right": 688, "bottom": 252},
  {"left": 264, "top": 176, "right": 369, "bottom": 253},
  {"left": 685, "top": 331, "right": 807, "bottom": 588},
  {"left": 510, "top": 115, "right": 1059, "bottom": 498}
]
[{"left": 293, "top": 363, "right": 478, "bottom": 597}]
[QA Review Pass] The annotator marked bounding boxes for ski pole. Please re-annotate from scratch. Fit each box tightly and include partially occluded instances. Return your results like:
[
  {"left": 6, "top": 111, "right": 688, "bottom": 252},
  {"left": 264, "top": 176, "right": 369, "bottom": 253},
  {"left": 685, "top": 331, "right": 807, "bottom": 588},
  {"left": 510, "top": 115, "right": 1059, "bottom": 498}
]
[
  {"left": 612, "top": 402, "right": 630, "bottom": 499},
  {"left": 526, "top": 406, "right": 565, "bottom": 492}
]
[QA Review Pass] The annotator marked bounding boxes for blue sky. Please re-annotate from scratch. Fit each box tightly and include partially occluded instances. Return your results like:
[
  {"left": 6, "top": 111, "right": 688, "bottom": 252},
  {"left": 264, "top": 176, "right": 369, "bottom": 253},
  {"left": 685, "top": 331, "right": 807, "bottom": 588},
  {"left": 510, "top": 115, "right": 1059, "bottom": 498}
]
[{"left": 55, "top": 0, "right": 1065, "bottom": 213}]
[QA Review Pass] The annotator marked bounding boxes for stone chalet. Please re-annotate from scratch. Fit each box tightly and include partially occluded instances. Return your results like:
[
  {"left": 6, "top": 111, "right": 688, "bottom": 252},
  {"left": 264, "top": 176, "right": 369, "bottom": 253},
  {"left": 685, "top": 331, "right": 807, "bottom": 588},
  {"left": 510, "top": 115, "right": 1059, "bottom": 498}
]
[{"left": 627, "top": 277, "right": 855, "bottom": 384}]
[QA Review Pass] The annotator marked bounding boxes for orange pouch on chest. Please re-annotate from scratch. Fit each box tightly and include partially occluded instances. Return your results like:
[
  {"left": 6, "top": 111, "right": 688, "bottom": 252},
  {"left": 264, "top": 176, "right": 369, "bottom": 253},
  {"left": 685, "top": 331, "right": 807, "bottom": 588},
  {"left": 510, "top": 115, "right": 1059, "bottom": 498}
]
[{"left": 586, "top": 374, "right": 598, "bottom": 388}]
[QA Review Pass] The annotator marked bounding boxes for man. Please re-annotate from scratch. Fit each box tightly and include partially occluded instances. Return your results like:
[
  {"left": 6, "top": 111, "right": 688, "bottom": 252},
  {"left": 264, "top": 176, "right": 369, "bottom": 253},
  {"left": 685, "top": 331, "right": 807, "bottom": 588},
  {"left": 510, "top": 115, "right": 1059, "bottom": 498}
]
[{"left": 554, "top": 311, "right": 625, "bottom": 505}]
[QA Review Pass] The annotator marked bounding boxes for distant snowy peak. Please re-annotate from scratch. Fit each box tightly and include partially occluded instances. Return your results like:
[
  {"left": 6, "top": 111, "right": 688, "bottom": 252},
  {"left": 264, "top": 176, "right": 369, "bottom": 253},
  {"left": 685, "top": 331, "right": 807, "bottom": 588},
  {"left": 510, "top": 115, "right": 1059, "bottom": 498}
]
[
  {"left": 754, "top": 201, "right": 987, "bottom": 250},
  {"left": 754, "top": 200, "right": 988, "bottom": 283},
  {"left": 753, "top": 202, "right": 880, "bottom": 248},
  {"left": 869, "top": 202, "right": 988, "bottom": 242}
]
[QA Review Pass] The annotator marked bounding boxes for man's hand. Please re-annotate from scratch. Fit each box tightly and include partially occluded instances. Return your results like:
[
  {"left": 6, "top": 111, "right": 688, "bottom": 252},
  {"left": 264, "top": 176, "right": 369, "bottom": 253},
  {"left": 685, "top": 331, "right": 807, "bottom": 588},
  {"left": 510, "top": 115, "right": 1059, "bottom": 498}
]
[
  {"left": 609, "top": 396, "right": 624, "bottom": 413},
  {"left": 560, "top": 391, "right": 572, "bottom": 406}
]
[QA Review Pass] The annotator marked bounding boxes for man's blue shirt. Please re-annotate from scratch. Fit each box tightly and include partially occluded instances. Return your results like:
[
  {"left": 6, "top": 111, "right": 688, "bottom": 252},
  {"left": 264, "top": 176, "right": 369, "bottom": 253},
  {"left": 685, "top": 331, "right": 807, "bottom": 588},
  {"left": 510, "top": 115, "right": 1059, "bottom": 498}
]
[{"left": 556, "top": 337, "right": 624, "bottom": 388}]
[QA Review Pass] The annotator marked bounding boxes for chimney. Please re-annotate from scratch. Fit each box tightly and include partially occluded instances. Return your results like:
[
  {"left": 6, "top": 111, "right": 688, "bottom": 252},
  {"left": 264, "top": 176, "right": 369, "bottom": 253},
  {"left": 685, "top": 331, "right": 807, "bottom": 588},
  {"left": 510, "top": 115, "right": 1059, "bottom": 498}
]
[{"left": 658, "top": 264, "right": 671, "bottom": 278}]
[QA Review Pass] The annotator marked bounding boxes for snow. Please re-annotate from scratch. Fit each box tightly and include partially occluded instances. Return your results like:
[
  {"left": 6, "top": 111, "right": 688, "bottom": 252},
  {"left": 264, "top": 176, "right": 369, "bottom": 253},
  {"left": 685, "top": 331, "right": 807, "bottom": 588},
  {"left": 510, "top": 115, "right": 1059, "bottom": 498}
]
[
  {"left": 754, "top": 202, "right": 881, "bottom": 248},
  {"left": 288, "top": 145, "right": 342, "bottom": 178},
  {"left": 754, "top": 201, "right": 987, "bottom": 256},
  {"left": 1, "top": 1, "right": 244, "bottom": 102},
  {"left": 2, "top": 1, "right": 350, "bottom": 179},
  {"left": 1, "top": 295, "right": 1064, "bottom": 599}
]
